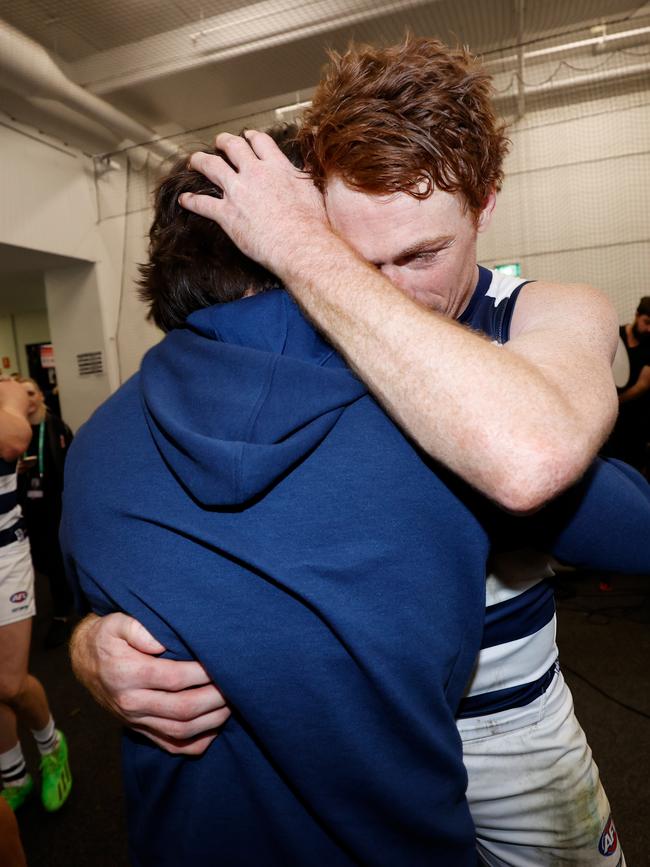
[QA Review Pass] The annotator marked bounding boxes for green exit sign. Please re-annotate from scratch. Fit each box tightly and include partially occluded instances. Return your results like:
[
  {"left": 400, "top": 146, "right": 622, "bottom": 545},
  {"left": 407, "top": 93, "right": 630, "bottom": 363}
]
[{"left": 494, "top": 262, "right": 521, "bottom": 277}]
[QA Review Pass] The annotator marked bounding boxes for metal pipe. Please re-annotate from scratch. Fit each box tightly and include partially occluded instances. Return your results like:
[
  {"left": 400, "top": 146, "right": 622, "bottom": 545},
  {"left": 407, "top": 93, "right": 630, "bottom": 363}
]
[{"left": 0, "top": 18, "right": 177, "bottom": 165}]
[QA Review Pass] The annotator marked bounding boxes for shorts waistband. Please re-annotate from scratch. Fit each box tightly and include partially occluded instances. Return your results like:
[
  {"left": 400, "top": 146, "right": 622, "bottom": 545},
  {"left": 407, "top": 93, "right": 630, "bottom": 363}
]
[
  {"left": 0, "top": 518, "right": 28, "bottom": 548},
  {"left": 457, "top": 659, "right": 559, "bottom": 719},
  {"left": 457, "top": 666, "right": 562, "bottom": 740}
]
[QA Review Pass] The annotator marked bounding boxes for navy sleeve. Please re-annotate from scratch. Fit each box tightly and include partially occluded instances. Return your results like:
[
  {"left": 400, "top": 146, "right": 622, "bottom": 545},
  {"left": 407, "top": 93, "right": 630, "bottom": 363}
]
[
  {"left": 59, "top": 511, "right": 91, "bottom": 616},
  {"left": 524, "top": 457, "right": 650, "bottom": 572}
]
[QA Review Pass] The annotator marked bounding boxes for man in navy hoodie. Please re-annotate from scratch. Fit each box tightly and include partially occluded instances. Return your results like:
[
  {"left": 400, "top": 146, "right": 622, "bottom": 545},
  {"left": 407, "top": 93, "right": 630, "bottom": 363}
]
[{"left": 62, "top": 134, "right": 490, "bottom": 866}]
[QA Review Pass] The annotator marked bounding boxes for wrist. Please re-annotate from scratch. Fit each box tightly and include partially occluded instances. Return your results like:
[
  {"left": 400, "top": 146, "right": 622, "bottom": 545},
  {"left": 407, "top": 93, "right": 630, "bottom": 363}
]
[
  {"left": 69, "top": 613, "right": 101, "bottom": 685},
  {"left": 276, "top": 226, "right": 368, "bottom": 300}
]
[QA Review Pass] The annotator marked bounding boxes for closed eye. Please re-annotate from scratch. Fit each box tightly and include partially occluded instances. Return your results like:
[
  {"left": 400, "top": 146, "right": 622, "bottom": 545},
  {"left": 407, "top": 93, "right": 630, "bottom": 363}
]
[
  {"left": 395, "top": 240, "right": 453, "bottom": 267},
  {"left": 397, "top": 250, "right": 441, "bottom": 268}
]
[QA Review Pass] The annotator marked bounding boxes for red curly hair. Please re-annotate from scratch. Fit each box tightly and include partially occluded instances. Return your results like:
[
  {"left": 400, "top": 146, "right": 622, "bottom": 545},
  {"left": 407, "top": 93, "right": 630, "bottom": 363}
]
[{"left": 298, "top": 36, "right": 509, "bottom": 216}]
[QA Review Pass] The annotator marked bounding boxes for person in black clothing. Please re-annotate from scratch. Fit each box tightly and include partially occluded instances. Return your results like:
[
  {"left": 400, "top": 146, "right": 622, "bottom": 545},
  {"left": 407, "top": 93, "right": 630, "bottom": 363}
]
[
  {"left": 17, "top": 379, "right": 73, "bottom": 648},
  {"left": 603, "top": 296, "right": 650, "bottom": 473}
]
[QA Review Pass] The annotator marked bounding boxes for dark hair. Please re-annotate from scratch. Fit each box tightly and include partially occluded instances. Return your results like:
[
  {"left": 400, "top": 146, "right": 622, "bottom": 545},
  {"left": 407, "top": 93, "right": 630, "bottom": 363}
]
[
  {"left": 298, "top": 36, "right": 509, "bottom": 217},
  {"left": 139, "top": 123, "right": 302, "bottom": 332},
  {"left": 636, "top": 296, "right": 650, "bottom": 317}
]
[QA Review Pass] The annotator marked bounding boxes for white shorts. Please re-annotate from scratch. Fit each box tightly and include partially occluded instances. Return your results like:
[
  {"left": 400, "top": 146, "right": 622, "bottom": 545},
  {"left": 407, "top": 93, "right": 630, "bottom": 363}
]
[
  {"left": 0, "top": 538, "right": 36, "bottom": 627},
  {"left": 460, "top": 671, "right": 625, "bottom": 866}
]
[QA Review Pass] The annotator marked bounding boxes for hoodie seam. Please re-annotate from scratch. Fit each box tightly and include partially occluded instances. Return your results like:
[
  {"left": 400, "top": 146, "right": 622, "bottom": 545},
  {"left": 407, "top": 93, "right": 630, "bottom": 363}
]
[{"left": 236, "top": 355, "right": 281, "bottom": 500}]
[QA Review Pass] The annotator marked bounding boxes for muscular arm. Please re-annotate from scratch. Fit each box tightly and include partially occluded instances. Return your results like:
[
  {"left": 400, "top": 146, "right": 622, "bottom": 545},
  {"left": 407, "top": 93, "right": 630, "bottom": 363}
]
[
  {"left": 280, "top": 266, "right": 617, "bottom": 512},
  {"left": 181, "top": 132, "right": 618, "bottom": 511},
  {"left": 0, "top": 381, "right": 31, "bottom": 461},
  {"left": 619, "top": 364, "right": 650, "bottom": 403}
]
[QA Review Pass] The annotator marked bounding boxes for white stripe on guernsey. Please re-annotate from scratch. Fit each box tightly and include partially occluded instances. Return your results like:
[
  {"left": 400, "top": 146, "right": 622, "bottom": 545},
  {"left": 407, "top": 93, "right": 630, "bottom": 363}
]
[
  {"left": 486, "top": 270, "right": 527, "bottom": 306},
  {"left": 486, "top": 550, "right": 555, "bottom": 607},
  {"left": 0, "top": 472, "right": 17, "bottom": 496},
  {"left": 464, "top": 617, "right": 558, "bottom": 698},
  {"left": 0, "top": 505, "right": 21, "bottom": 534}
]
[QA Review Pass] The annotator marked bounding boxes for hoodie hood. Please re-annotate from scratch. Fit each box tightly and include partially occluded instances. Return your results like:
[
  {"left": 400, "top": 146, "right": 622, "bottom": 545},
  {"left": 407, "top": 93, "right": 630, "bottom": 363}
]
[{"left": 140, "top": 290, "right": 367, "bottom": 506}]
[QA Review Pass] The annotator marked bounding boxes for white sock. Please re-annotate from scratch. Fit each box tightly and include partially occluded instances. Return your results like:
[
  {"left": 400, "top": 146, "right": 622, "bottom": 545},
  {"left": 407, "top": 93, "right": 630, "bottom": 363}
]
[
  {"left": 32, "top": 716, "right": 59, "bottom": 756},
  {"left": 0, "top": 741, "right": 29, "bottom": 788}
]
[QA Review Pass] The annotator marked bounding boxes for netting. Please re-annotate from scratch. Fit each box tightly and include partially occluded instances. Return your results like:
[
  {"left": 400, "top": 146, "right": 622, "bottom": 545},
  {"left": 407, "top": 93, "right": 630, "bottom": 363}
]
[
  {"left": 81, "top": 2, "right": 650, "bottom": 328},
  {"left": 2, "top": 0, "right": 649, "bottom": 352}
]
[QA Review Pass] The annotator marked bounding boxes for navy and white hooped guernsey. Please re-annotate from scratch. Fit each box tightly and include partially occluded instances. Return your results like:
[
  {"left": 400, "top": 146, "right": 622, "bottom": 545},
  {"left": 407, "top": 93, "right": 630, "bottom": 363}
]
[
  {"left": 0, "top": 457, "right": 22, "bottom": 533},
  {"left": 455, "top": 266, "right": 558, "bottom": 719}
]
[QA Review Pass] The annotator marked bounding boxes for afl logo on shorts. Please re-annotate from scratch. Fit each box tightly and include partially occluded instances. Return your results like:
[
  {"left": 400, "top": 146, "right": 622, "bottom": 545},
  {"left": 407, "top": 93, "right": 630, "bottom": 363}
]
[
  {"left": 598, "top": 816, "right": 618, "bottom": 856},
  {"left": 10, "top": 591, "right": 28, "bottom": 604}
]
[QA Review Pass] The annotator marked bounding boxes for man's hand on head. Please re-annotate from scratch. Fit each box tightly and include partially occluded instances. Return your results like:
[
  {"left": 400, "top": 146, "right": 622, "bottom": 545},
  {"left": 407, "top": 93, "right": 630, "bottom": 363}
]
[
  {"left": 69, "top": 613, "right": 231, "bottom": 756},
  {"left": 179, "top": 131, "right": 329, "bottom": 279}
]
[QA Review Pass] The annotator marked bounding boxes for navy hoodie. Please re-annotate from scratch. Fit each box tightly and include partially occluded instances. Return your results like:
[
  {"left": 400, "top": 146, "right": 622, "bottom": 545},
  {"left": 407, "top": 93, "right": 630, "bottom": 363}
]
[{"left": 61, "top": 290, "right": 488, "bottom": 866}]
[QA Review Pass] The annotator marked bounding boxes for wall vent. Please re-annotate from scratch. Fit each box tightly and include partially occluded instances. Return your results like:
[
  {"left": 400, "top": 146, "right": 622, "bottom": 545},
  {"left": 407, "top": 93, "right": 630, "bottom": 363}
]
[{"left": 76, "top": 351, "right": 104, "bottom": 377}]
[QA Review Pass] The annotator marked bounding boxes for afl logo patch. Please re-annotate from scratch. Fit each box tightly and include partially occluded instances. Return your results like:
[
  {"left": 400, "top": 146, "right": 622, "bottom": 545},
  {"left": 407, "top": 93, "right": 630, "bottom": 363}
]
[
  {"left": 10, "top": 591, "right": 28, "bottom": 604},
  {"left": 598, "top": 816, "right": 618, "bottom": 856}
]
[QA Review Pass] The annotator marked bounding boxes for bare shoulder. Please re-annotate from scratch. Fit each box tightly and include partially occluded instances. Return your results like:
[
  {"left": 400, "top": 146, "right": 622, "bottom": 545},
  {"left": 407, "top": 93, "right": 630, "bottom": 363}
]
[{"left": 511, "top": 280, "right": 618, "bottom": 354}]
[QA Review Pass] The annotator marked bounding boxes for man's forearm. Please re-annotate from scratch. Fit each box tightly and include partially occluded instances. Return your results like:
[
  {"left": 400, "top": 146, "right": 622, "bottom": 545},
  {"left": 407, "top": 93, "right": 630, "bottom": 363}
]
[
  {"left": 69, "top": 614, "right": 108, "bottom": 707},
  {"left": 277, "top": 235, "right": 616, "bottom": 511},
  {"left": 619, "top": 366, "right": 650, "bottom": 403}
]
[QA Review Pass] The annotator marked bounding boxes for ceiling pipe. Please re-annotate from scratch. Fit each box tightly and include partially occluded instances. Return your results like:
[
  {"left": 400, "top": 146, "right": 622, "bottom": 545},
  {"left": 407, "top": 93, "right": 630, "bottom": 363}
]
[
  {"left": 494, "top": 57, "right": 650, "bottom": 110},
  {"left": 485, "top": 23, "right": 650, "bottom": 69},
  {"left": 0, "top": 18, "right": 177, "bottom": 165}
]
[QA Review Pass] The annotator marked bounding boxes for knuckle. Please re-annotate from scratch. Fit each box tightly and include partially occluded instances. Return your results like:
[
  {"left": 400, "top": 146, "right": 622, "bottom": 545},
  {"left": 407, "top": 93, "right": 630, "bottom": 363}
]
[
  {"left": 105, "top": 612, "right": 129, "bottom": 639},
  {"left": 166, "top": 668, "right": 190, "bottom": 692},
  {"left": 215, "top": 707, "right": 232, "bottom": 726},
  {"left": 161, "top": 719, "right": 191, "bottom": 740},
  {"left": 116, "top": 691, "right": 139, "bottom": 716},
  {"left": 188, "top": 151, "right": 205, "bottom": 171},
  {"left": 171, "top": 697, "right": 199, "bottom": 722}
]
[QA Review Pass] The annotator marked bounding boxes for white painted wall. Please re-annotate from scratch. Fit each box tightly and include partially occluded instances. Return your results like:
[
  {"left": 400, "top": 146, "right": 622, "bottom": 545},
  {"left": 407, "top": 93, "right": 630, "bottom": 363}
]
[
  {"left": 44, "top": 263, "right": 113, "bottom": 431},
  {"left": 0, "top": 121, "right": 160, "bottom": 429}
]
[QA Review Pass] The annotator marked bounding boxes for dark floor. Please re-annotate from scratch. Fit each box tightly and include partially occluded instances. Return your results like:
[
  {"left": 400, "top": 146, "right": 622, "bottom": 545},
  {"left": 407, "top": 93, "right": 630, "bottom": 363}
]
[
  {"left": 16, "top": 570, "right": 650, "bottom": 866},
  {"left": 17, "top": 573, "right": 129, "bottom": 867}
]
